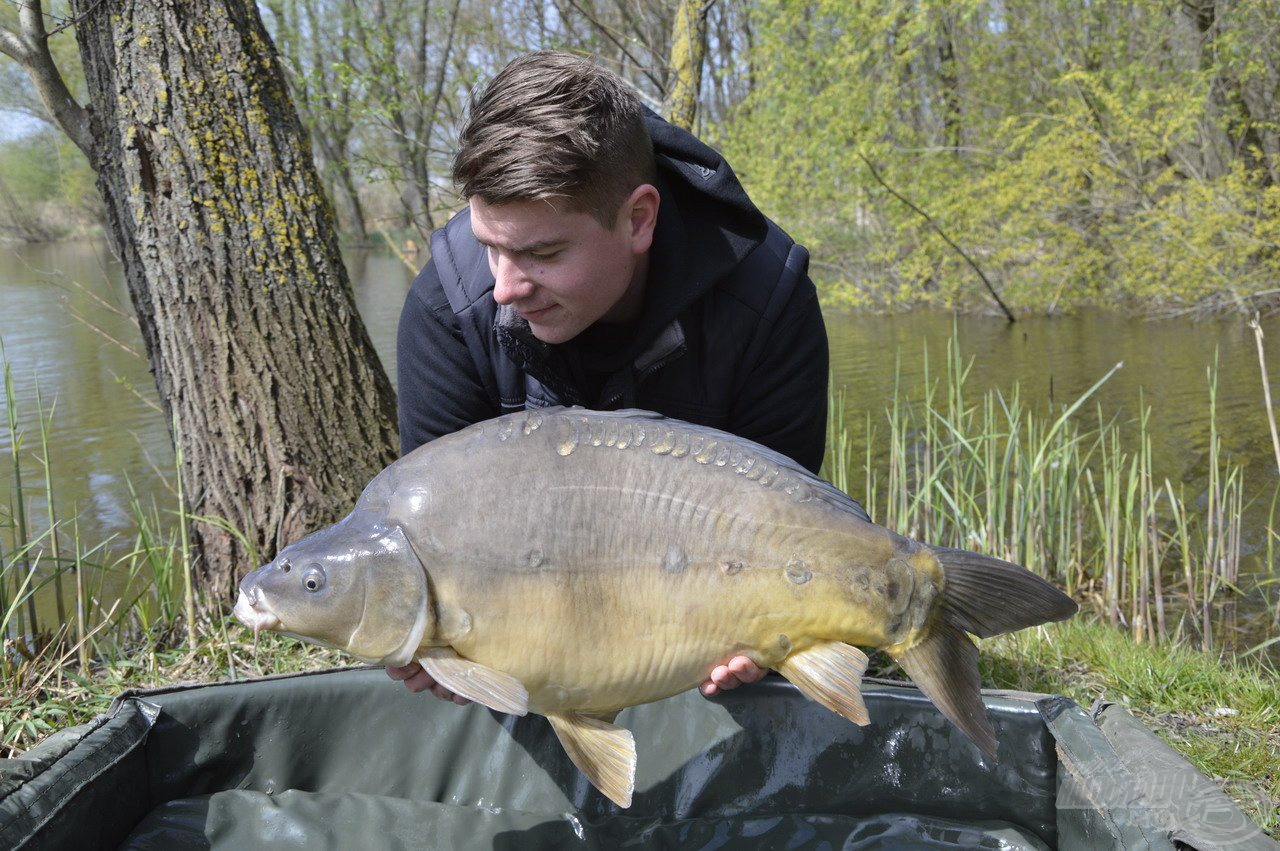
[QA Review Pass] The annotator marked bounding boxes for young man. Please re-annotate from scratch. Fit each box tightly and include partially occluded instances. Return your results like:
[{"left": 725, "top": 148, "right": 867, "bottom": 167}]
[{"left": 387, "top": 51, "right": 843, "bottom": 703}]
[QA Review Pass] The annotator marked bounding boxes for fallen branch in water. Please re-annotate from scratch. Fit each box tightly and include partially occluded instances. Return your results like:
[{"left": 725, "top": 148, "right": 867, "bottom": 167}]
[{"left": 856, "top": 152, "right": 1015, "bottom": 323}]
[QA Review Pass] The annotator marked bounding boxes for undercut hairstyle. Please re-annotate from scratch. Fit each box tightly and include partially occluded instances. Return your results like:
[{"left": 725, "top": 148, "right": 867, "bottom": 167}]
[{"left": 453, "top": 51, "right": 657, "bottom": 227}]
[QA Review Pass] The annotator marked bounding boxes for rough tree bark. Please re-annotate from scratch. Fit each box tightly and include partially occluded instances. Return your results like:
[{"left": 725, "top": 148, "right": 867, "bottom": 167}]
[
  {"left": 6, "top": 0, "right": 400, "bottom": 599},
  {"left": 662, "top": 0, "right": 710, "bottom": 131}
]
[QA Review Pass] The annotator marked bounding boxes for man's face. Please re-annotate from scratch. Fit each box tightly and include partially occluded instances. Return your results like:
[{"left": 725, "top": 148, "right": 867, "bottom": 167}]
[{"left": 469, "top": 188, "right": 658, "bottom": 345}]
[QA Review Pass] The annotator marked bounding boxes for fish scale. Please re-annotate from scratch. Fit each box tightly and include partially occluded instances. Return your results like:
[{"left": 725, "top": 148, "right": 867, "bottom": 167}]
[{"left": 235, "top": 407, "right": 1078, "bottom": 808}]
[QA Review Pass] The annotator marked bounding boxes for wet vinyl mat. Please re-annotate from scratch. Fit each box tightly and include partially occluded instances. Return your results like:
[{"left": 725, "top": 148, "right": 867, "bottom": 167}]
[{"left": 1, "top": 669, "right": 1270, "bottom": 850}]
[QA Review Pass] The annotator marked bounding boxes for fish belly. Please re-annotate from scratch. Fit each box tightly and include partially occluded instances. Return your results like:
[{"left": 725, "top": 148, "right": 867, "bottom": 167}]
[{"left": 447, "top": 564, "right": 840, "bottom": 715}]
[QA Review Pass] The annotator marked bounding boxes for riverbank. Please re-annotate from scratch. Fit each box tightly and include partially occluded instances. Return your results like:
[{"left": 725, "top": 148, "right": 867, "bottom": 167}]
[
  {"left": 981, "top": 619, "right": 1278, "bottom": 833},
  {"left": 2, "top": 612, "right": 1275, "bottom": 833}
]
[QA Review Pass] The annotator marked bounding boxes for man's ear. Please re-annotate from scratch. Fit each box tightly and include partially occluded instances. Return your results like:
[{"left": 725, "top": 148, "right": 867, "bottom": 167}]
[{"left": 623, "top": 183, "right": 660, "bottom": 254}]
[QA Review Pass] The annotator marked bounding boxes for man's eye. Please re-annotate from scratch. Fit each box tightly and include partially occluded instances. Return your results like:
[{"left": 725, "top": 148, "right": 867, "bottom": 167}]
[{"left": 530, "top": 249, "right": 561, "bottom": 261}]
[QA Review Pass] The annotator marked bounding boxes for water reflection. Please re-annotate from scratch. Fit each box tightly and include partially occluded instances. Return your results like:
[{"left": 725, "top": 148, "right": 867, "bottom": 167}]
[{"left": 827, "top": 310, "right": 1276, "bottom": 501}]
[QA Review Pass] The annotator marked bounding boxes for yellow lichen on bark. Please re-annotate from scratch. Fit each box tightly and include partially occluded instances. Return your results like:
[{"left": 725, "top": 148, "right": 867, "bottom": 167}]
[{"left": 662, "top": 0, "right": 707, "bottom": 131}]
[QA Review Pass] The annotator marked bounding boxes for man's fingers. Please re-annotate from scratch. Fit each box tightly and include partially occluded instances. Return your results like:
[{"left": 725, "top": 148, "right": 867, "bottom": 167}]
[
  {"left": 385, "top": 662, "right": 422, "bottom": 681},
  {"left": 384, "top": 660, "right": 419, "bottom": 680},
  {"left": 700, "top": 657, "right": 766, "bottom": 699},
  {"left": 727, "top": 656, "right": 765, "bottom": 683},
  {"left": 710, "top": 664, "right": 741, "bottom": 690},
  {"left": 394, "top": 665, "right": 444, "bottom": 696},
  {"left": 386, "top": 662, "right": 471, "bottom": 703},
  {"left": 404, "top": 668, "right": 439, "bottom": 694}
]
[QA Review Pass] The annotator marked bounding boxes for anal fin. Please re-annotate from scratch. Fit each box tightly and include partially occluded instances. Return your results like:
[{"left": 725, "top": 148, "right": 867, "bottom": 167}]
[
  {"left": 417, "top": 648, "right": 528, "bottom": 716},
  {"left": 891, "top": 619, "right": 997, "bottom": 763},
  {"left": 546, "top": 712, "right": 636, "bottom": 808},
  {"left": 776, "top": 641, "right": 871, "bottom": 725}
]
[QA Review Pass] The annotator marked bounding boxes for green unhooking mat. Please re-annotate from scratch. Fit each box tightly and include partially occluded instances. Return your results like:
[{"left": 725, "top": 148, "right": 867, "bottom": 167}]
[{"left": 1, "top": 669, "right": 1273, "bottom": 849}]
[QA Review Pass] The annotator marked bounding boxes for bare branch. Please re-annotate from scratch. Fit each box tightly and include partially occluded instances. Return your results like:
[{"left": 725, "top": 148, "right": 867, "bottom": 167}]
[
  {"left": 558, "top": 0, "right": 664, "bottom": 92},
  {"left": 1, "top": 0, "right": 94, "bottom": 159},
  {"left": 858, "top": 152, "right": 1016, "bottom": 323},
  {"left": 0, "top": 27, "right": 30, "bottom": 63}
]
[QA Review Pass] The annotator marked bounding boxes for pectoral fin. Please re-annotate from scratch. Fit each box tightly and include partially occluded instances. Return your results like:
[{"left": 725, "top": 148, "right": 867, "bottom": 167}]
[
  {"left": 417, "top": 648, "right": 528, "bottom": 716},
  {"left": 776, "top": 641, "right": 871, "bottom": 725},
  {"left": 546, "top": 712, "right": 636, "bottom": 808}
]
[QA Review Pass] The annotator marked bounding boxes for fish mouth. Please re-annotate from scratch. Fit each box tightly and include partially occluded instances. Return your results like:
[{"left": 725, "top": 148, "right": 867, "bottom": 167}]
[{"left": 233, "top": 589, "right": 282, "bottom": 635}]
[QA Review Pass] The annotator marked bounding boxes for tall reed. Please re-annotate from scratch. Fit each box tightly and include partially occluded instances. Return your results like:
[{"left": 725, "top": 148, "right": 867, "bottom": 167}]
[
  {"left": 34, "top": 383, "right": 66, "bottom": 627},
  {"left": 828, "top": 336, "right": 1259, "bottom": 650},
  {"left": 4, "top": 352, "right": 37, "bottom": 637},
  {"left": 1, "top": 354, "right": 194, "bottom": 664}
]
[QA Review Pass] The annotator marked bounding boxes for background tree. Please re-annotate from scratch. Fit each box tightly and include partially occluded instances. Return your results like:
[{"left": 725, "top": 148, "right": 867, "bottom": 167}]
[
  {"left": 6, "top": 0, "right": 1279, "bottom": 414},
  {"left": 1, "top": 0, "right": 399, "bottom": 598},
  {"left": 0, "top": 128, "right": 100, "bottom": 240},
  {"left": 346, "top": 0, "right": 464, "bottom": 242},
  {"left": 663, "top": 0, "right": 710, "bottom": 130},
  {"left": 263, "top": 0, "right": 369, "bottom": 241},
  {"left": 723, "top": 0, "right": 1280, "bottom": 313}
]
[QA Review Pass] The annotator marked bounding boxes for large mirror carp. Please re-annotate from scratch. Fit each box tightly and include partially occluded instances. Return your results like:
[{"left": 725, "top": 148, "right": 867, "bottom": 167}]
[{"left": 234, "top": 408, "right": 1077, "bottom": 807}]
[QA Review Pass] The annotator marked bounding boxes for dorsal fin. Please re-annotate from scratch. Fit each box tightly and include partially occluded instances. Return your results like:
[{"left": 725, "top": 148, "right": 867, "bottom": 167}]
[{"left": 542, "top": 407, "right": 872, "bottom": 522}]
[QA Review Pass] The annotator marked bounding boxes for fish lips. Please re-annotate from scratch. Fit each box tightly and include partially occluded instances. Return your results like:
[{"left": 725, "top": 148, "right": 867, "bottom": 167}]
[{"left": 233, "top": 587, "right": 282, "bottom": 635}]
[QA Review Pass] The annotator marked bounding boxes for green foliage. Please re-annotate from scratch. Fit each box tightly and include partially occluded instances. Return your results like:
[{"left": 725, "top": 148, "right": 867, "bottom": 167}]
[
  {"left": 10, "top": 0, "right": 1270, "bottom": 313},
  {"left": 0, "top": 129, "right": 100, "bottom": 237},
  {"left": 0, "top": 131, "right": 63, "bottom": 201},
  {"left": 721, "top": 0, "right": 1280, "bottom": 312}
]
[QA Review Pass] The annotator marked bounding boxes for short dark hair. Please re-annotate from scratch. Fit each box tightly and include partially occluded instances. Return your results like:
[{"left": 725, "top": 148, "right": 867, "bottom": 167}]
[{"left": 453, "top": 51, "right": 657, "bottom": 226}]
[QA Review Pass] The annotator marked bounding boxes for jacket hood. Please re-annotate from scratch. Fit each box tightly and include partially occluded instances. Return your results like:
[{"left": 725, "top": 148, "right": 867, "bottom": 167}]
[
  {"left": 573, "top": 110, "right": 769, "bottom": 372},
  {"left": 645, "top": 108, "right": 767, "bottom": 253}
]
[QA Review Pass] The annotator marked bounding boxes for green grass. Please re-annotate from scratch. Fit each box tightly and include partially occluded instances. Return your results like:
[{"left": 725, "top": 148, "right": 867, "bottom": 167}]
[{"left": 1, "top": 613, "right": 345, "bottom": 757}]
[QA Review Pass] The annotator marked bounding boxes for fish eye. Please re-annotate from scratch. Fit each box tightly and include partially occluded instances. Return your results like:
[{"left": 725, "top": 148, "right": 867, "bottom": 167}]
[{"left": 303, "top": 564, "right": 326, "bottom": 592}]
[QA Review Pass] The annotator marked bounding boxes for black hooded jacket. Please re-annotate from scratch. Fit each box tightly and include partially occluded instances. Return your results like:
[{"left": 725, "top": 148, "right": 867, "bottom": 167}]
[{"left": 396, "top": 112, "right": 829, "bottom": 472}]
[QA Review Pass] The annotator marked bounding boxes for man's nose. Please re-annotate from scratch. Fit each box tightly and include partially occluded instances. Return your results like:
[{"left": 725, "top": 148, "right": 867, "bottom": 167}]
[{"left": 492, "top": 254, "right": 535, "bottom": 305}]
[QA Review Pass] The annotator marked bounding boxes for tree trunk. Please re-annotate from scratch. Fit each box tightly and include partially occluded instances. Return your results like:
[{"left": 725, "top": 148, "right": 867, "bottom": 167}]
[
  {"left": 662, "top": 0, "right": 709, "bottom": 131},
  {"left": 333, "top": 158, "right": 369, "bottom": 242},
  {"left": 937, "top": 13, "right": 961, "bottom": 154},
  {"left": 1187, "top": 0, "right": 1276, "bottom": 187},
  {"left": 71, "top": 0, "right": 399, "bottom": 599}
]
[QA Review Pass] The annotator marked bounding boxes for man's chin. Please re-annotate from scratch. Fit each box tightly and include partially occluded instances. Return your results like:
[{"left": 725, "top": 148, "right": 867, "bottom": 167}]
[{"left": 525, "top": 314, "right": 581, "bottom": 344}]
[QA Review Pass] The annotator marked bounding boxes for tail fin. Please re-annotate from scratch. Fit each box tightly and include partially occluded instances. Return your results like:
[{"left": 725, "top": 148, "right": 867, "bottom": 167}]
[
  {"left": 892, "top": 548, "right": 1078, "bottom": 763},
  {"left": 931, "top": 546, "right": 1078, "bottom": 638},
  {"left": 894, "top": 620, "right": 994, "bottom": 760}
]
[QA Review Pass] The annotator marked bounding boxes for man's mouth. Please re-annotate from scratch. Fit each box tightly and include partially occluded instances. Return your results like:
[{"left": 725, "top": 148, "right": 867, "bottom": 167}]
[{"left": 519, "top": 304, "right": 556, "bottom": 322}]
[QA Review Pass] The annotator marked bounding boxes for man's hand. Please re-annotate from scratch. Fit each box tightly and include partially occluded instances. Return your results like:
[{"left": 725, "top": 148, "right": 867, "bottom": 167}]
[
  {"left": 700, "top": 655, "right": 765, "bottom": 697},
  {"left": 385, "top": 662, "right": 472, "bottom": 705}
]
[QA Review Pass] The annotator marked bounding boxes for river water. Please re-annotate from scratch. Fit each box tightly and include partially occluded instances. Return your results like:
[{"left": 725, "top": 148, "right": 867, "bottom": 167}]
[{"left": 2, "top": 241, "right": 1278, "bottom": 644}]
